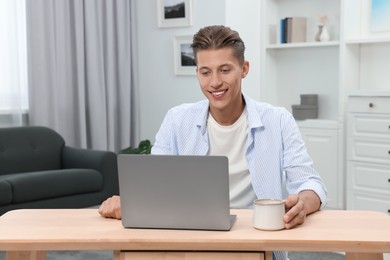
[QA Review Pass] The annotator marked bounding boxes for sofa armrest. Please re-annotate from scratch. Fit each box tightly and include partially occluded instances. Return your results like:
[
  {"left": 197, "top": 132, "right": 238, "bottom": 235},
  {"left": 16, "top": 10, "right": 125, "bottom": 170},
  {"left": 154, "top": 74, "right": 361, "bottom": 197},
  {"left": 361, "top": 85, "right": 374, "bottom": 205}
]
[{"left": 61, "top": 146, "right": 119, "bottom": 197}]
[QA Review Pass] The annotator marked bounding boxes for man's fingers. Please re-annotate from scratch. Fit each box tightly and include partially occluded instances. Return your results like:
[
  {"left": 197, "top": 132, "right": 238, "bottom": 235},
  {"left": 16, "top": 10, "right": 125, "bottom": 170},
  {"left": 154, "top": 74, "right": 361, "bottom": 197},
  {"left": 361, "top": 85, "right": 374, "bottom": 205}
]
[{"left": 98, "top": 196, "right": 121, "bottom": 219}]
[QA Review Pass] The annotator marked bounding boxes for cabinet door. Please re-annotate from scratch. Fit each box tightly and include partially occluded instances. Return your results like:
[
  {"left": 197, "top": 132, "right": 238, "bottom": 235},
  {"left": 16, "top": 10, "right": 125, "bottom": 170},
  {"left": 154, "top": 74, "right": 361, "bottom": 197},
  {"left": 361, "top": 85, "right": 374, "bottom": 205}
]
[
  {"left": 347, "top": 191, "right": 390, "bottom": 214},
  {"left": 347, "top": 161, "right": 390, "bottom": 193},
  {"left": 299, "top": 127, "right": 340, "bottom": 209}
]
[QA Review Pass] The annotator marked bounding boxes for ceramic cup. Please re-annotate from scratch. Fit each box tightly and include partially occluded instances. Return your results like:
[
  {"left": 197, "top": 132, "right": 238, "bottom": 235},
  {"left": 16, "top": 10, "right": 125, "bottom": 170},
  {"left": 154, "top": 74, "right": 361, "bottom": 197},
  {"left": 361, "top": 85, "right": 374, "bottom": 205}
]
[{"left": 253, "top": 199, "right": 285, "bottom": 231}]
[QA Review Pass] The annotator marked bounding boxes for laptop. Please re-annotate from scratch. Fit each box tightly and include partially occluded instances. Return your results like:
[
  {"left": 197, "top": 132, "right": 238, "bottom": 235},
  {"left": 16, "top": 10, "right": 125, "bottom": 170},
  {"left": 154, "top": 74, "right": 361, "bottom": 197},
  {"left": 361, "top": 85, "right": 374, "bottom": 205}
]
[{"left": 117, "top": 154, "right": 236, "bottom": 231}]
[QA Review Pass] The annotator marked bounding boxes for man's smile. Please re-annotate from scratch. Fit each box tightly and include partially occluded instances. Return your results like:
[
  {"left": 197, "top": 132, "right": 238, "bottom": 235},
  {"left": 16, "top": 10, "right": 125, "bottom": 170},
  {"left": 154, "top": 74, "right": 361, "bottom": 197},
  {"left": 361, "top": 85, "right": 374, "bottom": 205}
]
[{"left": 210, "top": 89, "right": 228, "bottom": 97}]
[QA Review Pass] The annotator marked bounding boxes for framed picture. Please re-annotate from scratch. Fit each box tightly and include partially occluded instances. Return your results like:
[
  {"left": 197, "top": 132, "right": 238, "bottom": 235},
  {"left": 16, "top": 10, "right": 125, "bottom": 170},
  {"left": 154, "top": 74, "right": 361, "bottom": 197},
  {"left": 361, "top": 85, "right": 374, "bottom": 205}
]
[
  {"left": 173, "top": 35, "right": 196, "bottom": 75},
  {"left": 371, "top": 0, "right": 390, "bottom": 32},
  {"left": 157, "top": 0, "right": 193, "bottom": 28}
]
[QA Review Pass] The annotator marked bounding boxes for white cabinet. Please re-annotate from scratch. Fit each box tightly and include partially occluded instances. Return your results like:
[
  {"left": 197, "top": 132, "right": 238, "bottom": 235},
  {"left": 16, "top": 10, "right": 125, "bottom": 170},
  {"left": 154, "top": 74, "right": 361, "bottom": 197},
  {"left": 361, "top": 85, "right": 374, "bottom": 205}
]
[
  {"left": 298, "top": 120, "right": 342, "bottom": 209},
  {"left": 346, "top": 95, "right": 390, "bottom": 214}
]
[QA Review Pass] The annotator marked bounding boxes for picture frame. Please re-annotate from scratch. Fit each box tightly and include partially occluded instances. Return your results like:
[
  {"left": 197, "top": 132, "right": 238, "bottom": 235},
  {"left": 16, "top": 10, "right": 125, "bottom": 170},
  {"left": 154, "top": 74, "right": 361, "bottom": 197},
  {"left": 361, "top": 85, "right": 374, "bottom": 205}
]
[
  {"left": 371, "top": 0, "right": 390, "bottom": 32},
  {"left": 157, "top": 0, "right": 193, "bottom": 28},
  {"left": 173, "top": 35, "right": 196, "bottom": 76}
]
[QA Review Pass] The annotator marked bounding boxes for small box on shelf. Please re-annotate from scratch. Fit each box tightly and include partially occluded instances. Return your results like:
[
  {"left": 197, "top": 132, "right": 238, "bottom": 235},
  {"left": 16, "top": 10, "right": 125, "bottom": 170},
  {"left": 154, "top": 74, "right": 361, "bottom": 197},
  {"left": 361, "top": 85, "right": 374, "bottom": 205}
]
[
  {"left": 292, "top": 94, "right": 319, "bottom": 120},
  {"left": 292, "top": 105, "right": 318, "bottom": 120}
]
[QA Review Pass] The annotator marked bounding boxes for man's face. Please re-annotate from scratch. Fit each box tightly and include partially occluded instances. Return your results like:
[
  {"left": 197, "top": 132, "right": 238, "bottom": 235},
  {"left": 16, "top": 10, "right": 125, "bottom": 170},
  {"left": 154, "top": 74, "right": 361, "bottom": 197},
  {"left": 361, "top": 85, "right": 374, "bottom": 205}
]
[{"left": 196, "top": 48, "right": 249, "bottom": 116}]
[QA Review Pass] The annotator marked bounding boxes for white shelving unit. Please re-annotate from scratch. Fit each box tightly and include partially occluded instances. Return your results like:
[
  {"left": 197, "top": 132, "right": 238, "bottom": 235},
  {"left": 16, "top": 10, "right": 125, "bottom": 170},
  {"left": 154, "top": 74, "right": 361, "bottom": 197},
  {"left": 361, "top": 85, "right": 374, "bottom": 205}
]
[
  {"left": 259, "top": 0, "right": 390, "bottom": 210},
  {"left": 342, "top": 0, "right": 390, "bottom": 215},
  {"left": 260, "top": 0, "right": 341, "bottom": 120},
  {"left": 260, "top": 0, "right": 343, "bottom": 209},
  {"left": 342, "top": 0, "right": 390, "bottom": 95}
]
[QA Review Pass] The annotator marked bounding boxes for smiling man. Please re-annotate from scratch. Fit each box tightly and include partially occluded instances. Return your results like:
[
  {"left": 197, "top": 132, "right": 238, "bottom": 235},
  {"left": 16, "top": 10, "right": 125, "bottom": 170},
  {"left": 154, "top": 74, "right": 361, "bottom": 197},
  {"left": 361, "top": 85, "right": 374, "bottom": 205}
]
[{"left": 99, "top": 25, "right": 328, "bottom": 260}]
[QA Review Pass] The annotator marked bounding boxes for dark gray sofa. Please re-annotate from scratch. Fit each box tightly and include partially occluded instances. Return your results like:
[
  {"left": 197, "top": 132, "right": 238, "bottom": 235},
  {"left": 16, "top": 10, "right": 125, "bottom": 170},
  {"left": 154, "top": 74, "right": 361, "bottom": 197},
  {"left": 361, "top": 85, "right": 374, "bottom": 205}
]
[{"left": 0, "top": 126, "right": 119, "bottom": 215}]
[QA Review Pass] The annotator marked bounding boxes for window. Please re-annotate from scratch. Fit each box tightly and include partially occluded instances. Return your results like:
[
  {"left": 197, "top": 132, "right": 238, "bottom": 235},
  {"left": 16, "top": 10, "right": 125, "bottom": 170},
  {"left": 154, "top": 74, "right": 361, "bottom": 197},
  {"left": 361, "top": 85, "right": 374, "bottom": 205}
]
[{"left": 0, "top": 0, "right": 29, "bottom": 116}]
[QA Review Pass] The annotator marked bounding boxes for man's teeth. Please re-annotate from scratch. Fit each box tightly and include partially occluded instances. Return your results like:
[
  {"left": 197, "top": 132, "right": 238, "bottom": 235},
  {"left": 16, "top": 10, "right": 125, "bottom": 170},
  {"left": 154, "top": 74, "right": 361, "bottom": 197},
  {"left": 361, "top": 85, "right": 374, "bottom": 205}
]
[{"left": 213, "top": 90, "right": 225, "bottom": 95}]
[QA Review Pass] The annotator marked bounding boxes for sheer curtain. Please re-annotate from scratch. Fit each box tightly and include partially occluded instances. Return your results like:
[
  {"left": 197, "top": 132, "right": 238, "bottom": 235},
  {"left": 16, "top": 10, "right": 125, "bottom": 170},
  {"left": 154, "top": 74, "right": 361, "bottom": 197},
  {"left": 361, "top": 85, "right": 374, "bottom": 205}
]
[
  {"left": 26, "top": 0, "right": 139, "bottom": 152},
  {"left": 0, "top": 0, "right": 29, "bottom": 127}
]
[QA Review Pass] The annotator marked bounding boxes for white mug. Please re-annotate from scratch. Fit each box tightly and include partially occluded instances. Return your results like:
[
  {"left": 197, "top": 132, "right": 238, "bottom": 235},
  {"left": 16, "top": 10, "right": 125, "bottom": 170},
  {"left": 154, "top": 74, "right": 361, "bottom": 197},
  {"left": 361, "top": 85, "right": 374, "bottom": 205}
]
[{"left": 253, "top": 199, "right": 285, "bottom": 231}]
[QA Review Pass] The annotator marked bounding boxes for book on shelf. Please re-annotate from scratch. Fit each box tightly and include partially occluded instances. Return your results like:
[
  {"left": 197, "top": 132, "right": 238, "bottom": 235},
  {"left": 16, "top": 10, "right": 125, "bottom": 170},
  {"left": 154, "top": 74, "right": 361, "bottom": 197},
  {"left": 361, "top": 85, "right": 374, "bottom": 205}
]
[
  {"left": 280, "top": 18, "right": 288, "bottom": 44},
  {"left": 280, "top": 17, "right": 307, "bottom": 44}
]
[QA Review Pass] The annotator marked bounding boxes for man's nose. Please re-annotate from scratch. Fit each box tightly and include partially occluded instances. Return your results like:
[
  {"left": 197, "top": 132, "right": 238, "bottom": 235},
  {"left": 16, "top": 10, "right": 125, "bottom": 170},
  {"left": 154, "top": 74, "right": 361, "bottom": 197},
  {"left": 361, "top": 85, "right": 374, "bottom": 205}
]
[{"left": 210, "top": 75, "right": 222, "bottom": 88}]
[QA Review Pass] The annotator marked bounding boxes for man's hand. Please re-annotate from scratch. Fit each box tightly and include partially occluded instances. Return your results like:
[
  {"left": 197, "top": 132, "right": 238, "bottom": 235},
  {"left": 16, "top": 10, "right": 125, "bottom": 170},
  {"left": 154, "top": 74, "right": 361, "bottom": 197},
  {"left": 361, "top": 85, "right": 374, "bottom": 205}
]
[
  {"left": 98, "top": 195, "right": 122, "bottom": 219},
  {"left": 283, "top": 190, "right": 321, "bottom": 229}
]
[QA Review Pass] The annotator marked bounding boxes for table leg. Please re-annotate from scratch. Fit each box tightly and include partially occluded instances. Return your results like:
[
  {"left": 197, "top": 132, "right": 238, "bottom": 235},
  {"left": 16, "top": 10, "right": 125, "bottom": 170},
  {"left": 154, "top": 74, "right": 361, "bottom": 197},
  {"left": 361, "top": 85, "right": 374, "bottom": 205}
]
[
  {"left": 346, "top": 252, "right": 383, "bottom": 260},
  {"left": 264, "top": 251, "right": 273, "bottom": 260},
  {"left": 6, "top": 251, "right": 46, "bottom": 260},
  {"left": 114, "top": 250, "right": 121, "bottom": 260}
]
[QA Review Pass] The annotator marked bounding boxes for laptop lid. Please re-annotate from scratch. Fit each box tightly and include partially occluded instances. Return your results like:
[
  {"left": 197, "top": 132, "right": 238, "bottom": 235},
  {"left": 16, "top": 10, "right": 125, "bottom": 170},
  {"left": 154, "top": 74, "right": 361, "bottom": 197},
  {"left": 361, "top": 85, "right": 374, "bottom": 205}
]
[{"left": 117, "top": 154, "right": 236, "bottom": 231}]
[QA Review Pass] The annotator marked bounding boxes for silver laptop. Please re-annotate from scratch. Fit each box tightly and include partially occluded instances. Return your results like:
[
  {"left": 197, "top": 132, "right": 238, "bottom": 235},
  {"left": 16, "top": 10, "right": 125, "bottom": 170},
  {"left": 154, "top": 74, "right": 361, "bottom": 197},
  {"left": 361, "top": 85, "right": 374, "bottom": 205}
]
[{"left": 117, "top": 154, "right": 236, "bottom": 231}]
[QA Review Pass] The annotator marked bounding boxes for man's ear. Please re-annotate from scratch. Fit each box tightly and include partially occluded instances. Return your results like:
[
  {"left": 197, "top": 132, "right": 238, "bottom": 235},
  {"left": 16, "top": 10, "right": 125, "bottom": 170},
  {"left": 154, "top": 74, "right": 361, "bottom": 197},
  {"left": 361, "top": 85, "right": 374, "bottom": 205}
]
[{"left": 242, "top": 61, "right": 250, "bottom": 78}]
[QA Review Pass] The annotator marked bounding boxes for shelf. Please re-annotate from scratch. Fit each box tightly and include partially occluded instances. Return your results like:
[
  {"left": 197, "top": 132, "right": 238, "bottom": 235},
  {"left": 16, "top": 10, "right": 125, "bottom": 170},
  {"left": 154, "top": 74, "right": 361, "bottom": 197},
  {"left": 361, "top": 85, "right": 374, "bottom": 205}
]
[
  {"left": 296, "top": 119, "right": 339, "bottom": 129},
  {"left": 348, "top": 91, "right": 390, "bottom": 97},
  {"left": 266, "top": 41, "right": 339, "bottom": 49},
  {"left": 345, "top": 38, "right": 390, "bottom": 45}
]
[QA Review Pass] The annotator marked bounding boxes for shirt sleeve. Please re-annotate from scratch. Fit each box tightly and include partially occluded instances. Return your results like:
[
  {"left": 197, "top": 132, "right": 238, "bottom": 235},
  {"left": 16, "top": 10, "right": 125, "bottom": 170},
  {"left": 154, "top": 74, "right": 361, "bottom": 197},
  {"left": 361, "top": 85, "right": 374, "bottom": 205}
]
[
  {"left": 151, "top": 109, "right": 176, "bottom": 155},
  {"left": 281, "top": 112, "right": 328, "bottom": 209}
]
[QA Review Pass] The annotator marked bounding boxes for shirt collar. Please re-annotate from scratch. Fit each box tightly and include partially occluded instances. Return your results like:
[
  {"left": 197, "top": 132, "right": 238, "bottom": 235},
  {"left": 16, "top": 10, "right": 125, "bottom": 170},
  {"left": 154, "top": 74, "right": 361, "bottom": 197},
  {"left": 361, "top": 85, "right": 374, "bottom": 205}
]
[
  {"left": 242, "top": 94, "right": 264, "bottom": 130},
  {"left": 195, "top": 93, "right": 265, "bottom": 134},
  {"left": 195, "top": 99, "right": 210, "bottom": 135}
]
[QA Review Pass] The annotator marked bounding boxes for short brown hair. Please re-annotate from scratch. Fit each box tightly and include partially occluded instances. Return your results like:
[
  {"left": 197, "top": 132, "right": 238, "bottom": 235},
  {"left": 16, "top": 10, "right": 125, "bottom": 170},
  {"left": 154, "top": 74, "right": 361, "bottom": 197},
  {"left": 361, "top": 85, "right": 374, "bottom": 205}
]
[{"left": 191, "top": 25, "right": 246, "bottom": 65}]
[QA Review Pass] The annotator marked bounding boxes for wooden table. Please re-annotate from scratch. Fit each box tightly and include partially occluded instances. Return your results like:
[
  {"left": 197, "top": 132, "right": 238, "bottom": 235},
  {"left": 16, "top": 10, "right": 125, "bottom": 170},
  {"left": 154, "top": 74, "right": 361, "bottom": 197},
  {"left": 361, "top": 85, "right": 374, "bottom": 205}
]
[{"left": 0, "top": 209, "right": 389, "bottom": 260}]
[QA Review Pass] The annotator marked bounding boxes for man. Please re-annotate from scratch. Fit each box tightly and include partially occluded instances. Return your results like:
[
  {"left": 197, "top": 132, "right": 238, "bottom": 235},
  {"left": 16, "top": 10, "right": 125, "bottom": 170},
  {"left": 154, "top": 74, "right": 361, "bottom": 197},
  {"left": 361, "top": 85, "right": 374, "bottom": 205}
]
[{"left": 99, "top": 25, "right": 328, "bottom": 260}]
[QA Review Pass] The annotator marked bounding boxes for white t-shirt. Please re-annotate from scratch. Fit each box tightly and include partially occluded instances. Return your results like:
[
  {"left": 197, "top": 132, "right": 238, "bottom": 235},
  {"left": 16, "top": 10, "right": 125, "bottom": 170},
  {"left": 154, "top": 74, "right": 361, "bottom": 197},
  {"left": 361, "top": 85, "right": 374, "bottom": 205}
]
[{"left": 207, "top": 109, "right": 257, "bottom": 208}]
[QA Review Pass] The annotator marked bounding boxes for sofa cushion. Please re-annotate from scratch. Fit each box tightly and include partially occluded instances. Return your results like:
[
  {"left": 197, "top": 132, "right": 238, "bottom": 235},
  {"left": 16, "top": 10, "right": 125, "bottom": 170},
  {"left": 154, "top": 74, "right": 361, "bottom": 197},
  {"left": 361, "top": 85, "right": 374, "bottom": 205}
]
[
  {"left": 0, "top": 181, "right": 12, "bottom": 206},
  {"left": 0, "top": 126, "right": 65, "bottom": 175},
  {"left": 0, "top": 169, "right": 103, "bottom": 203}
]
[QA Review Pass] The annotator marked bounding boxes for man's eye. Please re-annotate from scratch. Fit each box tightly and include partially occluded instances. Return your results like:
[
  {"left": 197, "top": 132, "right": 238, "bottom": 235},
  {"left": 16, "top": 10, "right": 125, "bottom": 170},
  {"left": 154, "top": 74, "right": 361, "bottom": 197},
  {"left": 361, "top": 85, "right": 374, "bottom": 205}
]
[
  {"left": 221, "top": 69, "right": 230, "bottom": 73},
  {"left": 201, "top": 71, "right": 210, "bottom": 76}
]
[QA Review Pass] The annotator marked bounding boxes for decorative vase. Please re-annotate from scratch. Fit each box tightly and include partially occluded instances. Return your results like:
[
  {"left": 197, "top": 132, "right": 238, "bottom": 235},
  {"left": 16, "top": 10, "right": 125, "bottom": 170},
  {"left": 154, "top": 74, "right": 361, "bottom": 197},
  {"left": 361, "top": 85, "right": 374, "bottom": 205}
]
[{"left": 315, "top": 25, "right": 330, "bottom": 42}]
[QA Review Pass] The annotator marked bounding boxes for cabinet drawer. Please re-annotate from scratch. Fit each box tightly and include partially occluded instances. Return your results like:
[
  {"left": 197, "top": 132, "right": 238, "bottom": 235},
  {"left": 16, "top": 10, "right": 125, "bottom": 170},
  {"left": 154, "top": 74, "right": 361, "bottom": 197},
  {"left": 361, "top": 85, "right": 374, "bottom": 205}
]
[
  {"left": 347, "top": 191, "right": 390, "bottom": 214},
  {"left": 348, "top": 96, "right": 390, "bottom": 114},
  {"left": 349, "top": 139, "right": 390, "bottom": 164},
  {"left": 348, "top": 114, "right": 390, "bottom": 138},
  {"left": 347, "top": 162, "right": 390, "bottom": 193}
]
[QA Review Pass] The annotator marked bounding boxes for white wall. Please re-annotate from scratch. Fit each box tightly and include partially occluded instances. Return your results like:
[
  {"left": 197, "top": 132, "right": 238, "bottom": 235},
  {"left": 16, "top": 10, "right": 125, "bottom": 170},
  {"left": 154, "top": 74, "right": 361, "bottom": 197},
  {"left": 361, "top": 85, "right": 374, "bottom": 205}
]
[
  {"left": 225, "top": 0, "right": 261, "bottom": 101},
  {"left": 135, "top": 0, "right": 261, "bottom": 142}
]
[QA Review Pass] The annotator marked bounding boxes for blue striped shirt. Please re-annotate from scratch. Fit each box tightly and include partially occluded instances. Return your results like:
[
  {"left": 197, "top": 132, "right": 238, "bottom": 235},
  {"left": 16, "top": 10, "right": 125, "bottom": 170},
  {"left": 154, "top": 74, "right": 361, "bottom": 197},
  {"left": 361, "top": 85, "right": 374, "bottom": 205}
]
[
  {"left": 152, "top": 94, "right": 328, "bottom": 208},
  {"left": 151, "top": 94, "right": 328, "bottom": 260}
]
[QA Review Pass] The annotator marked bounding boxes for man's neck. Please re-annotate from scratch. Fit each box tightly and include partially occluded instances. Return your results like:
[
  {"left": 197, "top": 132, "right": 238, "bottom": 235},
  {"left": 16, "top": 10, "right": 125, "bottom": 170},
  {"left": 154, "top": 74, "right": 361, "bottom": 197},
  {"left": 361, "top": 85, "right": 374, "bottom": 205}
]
[{"left": 210, "top": 97, "right": 245, "bottom": 126}]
